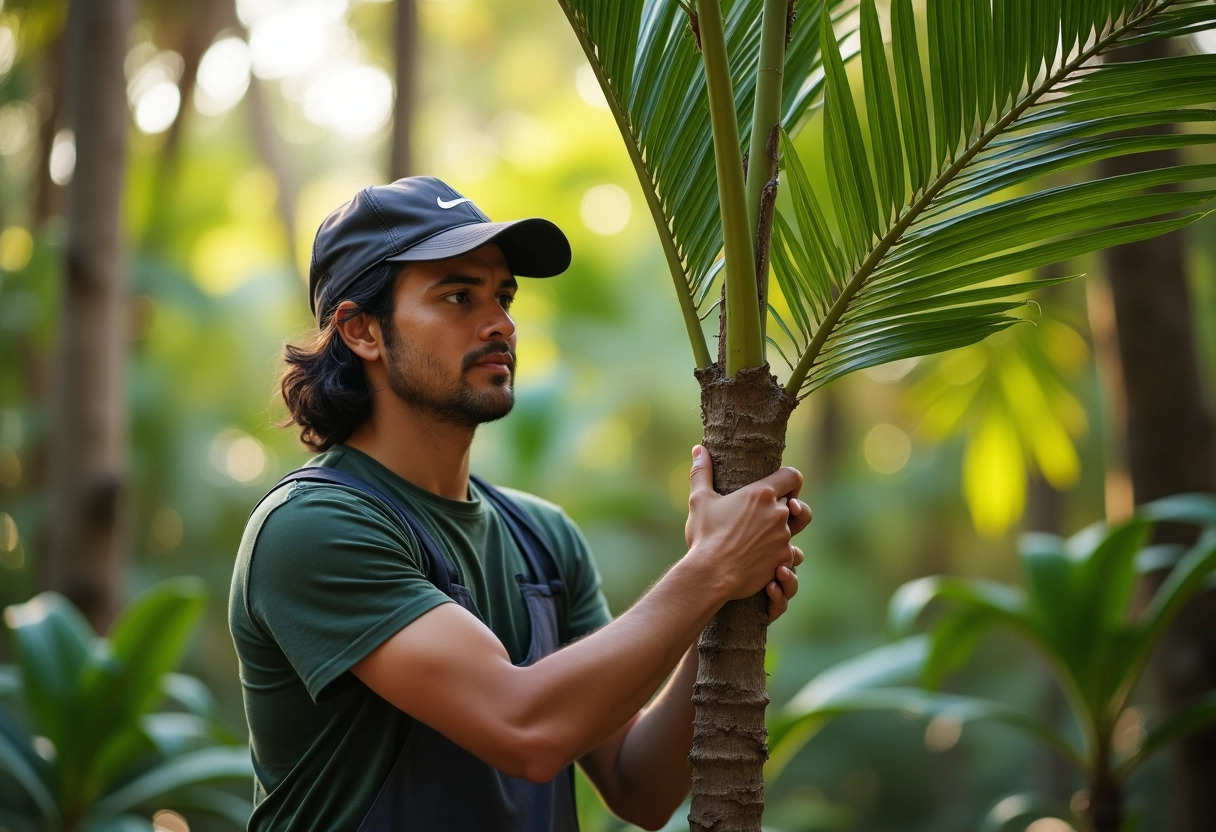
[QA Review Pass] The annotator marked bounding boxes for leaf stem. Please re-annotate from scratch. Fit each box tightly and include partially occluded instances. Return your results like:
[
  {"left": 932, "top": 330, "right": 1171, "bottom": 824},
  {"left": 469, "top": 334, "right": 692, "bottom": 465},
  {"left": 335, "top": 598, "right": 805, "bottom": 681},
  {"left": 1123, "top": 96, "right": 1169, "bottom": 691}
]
[
  {"left": 745, "top": 0, "right": 790, "bottom": 343},
  {"left": 784, "top": 0, "right": 1178, "bottom": 396},
  {"left": 697, "top": 0, "right": 763, "bottom": 376},
  {"left": 555, "top": 1, "right": 712, "bottom": 368}
]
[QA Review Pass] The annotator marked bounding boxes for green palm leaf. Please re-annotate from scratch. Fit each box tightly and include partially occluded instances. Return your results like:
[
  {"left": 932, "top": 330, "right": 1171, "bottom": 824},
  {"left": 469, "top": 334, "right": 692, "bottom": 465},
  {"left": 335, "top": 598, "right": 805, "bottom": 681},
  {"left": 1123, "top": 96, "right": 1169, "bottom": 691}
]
[
  {"left": 775, "top": 0, "right": 1216, "bottom": 398},
  {"left": 556, "top": 0, "right": 857, "bottom": 367}
]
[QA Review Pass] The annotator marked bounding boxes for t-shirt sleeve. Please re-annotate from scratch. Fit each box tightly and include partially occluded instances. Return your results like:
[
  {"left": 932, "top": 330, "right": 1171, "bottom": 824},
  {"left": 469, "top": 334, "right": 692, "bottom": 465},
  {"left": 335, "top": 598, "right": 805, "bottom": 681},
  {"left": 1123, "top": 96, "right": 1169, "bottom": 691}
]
[
  {"left": 508, "top": 491, "right": 614, "bottom": 643},
  {"left": 246, "top": 483, "right": 451, "bottom": 702}
]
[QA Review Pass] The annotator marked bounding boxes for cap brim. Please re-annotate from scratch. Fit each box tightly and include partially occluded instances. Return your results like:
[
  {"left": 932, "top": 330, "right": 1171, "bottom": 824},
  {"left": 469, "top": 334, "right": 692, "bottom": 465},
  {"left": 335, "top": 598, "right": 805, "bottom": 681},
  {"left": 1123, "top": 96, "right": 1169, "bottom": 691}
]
[{"left": 384, "top": 218, "right": 571, "bottom": 277}]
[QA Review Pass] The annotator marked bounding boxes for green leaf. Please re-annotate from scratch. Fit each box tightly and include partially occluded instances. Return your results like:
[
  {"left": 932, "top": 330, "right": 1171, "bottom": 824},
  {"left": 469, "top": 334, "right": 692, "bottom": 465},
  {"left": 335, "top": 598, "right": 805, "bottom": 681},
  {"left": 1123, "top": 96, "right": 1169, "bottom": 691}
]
[
  {"left": 0, "top": 706, "right": 57, "bottom": 824},
  {"left": 2, "top": 593, "right": 95, "bottom": 754},
  {"left": 169, "top": 786, "right": 255, "bottom": 827},
  {"left": 557, "top": 0, "right": 852, "bottom": 366},
  {"left": 88, "top": 746, "right": 253, "bottom": 819},
  {"left": 887, "top": 575, "right": 1031, "bottom": 639},
  {"left": 822, "top": 9, "right": 880, "bottom": 264},
  {"left": 80, "top": 578, "right": 207, "bottom": 734},
  {"left": 778, "top": 1, "right": 1216, "bottom": 398},
  {"left": 860, "top": 0, "right": 905, "bottom": 222},
  {"left": 768, "top": 636, "right": 929, "bottom": 782},
  {"left": 890, "top": 0, "right": 932, "bottom": 192}
]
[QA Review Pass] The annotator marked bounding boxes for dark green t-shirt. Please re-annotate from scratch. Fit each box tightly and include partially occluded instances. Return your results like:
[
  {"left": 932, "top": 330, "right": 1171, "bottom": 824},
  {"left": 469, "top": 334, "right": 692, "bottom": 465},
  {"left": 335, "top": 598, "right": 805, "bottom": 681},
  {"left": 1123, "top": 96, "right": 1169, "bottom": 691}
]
[{"left": 228, "top": 446, "right": 613, "bottom": 832}]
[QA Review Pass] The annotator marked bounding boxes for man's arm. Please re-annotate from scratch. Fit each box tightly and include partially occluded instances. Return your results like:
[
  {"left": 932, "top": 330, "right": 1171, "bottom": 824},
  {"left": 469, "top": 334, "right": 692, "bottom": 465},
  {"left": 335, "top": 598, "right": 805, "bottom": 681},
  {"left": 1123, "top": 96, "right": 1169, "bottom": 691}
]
[{"left": 351, "top": 447, "right": 802, "bottom": 785}]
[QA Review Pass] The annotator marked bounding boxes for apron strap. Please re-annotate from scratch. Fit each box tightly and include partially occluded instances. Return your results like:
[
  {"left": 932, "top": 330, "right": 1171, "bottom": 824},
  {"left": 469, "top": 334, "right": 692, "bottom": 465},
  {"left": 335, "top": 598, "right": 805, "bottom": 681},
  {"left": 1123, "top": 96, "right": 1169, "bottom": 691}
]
[{"left": 471, "top": 474, "right": 565, "bottom": 597}]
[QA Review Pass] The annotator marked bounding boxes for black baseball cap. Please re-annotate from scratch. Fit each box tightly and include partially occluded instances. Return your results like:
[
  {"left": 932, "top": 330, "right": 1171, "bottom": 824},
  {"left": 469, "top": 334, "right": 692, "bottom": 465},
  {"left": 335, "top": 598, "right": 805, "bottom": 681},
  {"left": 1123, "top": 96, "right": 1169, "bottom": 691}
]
[{"left": 309, "top": 176, "right": 571, "bottom": 323}]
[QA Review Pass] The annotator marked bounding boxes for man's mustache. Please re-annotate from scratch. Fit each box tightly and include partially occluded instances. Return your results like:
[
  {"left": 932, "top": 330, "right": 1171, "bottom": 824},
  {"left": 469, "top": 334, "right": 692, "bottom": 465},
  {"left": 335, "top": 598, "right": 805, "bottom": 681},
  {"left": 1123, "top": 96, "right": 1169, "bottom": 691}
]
[{"left": 463, "top": 342, "right": 516, "bottom": 372}]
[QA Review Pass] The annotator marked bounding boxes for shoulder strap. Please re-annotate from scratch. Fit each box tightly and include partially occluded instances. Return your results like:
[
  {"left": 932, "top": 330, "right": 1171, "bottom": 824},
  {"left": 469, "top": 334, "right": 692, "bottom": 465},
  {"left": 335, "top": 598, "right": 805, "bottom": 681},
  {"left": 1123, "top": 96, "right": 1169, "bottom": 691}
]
[
  {"left": 262, "top": 467, "right": 462, "bottom": 598},
  {"left": 470, "top": 474, "right": 565, "bottom": 596}
]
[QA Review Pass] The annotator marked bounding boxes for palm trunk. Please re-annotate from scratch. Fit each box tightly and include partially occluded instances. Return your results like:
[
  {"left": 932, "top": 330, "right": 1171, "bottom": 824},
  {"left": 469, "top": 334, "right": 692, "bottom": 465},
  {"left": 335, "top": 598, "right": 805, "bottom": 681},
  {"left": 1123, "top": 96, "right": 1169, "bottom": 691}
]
[
  {"left": 689, "top": 363, "right": 795, "bottom": 832},
  {"left": 43, "top": 0, "right": 132, "bottom": 632}
]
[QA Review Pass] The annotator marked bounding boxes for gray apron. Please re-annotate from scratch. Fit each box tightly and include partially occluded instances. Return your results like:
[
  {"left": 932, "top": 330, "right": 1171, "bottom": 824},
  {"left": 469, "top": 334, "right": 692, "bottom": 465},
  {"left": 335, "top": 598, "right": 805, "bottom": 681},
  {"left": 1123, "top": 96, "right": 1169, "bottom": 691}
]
[{"left": 266, "top": 468, "right": 579, "bottom": 832}]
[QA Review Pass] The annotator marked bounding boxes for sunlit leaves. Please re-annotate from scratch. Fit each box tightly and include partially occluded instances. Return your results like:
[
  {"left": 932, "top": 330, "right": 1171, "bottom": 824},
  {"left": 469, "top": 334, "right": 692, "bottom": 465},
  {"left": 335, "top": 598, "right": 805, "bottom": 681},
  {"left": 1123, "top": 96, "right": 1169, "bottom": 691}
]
[{"left": 908, "top": 317, "right": 1091, "bottom": 536}]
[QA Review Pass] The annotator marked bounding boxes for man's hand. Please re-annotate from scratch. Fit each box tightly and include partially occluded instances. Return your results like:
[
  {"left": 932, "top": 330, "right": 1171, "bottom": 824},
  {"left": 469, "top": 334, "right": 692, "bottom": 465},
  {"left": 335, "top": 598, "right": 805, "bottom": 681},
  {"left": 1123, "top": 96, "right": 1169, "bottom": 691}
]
[{"left": 683, "top": 445, "right": 806, "bottom": 608}]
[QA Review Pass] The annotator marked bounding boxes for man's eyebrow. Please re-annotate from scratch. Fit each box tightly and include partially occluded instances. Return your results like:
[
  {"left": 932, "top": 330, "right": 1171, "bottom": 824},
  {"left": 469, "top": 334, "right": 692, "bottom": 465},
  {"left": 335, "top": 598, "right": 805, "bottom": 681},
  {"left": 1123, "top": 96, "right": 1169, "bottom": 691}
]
[{"left": 429, "top": 273, "right": 518, "bottom": 290}]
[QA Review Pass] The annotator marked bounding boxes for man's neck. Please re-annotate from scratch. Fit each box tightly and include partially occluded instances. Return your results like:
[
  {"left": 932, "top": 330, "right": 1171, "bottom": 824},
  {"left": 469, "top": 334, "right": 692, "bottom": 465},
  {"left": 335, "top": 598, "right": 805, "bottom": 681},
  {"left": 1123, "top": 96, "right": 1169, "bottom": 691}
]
[{"left": 344, "top": 402, "right": 476, "bottom": 501}]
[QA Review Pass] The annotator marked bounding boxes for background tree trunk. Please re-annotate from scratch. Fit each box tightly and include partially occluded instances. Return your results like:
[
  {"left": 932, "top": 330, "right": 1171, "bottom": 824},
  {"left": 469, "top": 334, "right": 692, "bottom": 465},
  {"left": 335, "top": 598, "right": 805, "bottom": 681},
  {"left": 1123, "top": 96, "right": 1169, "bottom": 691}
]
[
  {"left": 1096, "top": 38, "right": 1216, "bottom": 832},
  {"left": 42, "top": 0, "right": 132, "bottom": 632},
  {"left": 389, "top": 0, "right": 418, "bottom": 181},
  {"left": 689, "top": 363, "right": 795, "bottom": 832}
]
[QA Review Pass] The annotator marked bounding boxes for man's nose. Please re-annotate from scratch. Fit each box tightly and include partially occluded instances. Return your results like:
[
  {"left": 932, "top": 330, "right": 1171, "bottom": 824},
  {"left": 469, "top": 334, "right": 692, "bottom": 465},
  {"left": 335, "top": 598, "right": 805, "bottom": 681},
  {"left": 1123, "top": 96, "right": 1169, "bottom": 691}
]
[{"left": 479, "top": 304, "right": 516, "bottom": 341}]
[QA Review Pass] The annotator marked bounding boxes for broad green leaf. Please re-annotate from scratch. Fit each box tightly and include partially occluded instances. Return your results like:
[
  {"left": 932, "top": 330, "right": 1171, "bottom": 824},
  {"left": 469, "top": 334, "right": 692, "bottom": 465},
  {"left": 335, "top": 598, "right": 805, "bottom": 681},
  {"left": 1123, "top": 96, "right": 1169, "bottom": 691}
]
[
  {"left": 887, "top": 575, "right": 1031, "bottom": 638},
  {"left": 88, "top": 746, "right": 253, "bottom": 818},
  {"left": 2, "top": 593, "right": 94, "bottom": 755},
  {"left": 0, "top": 706, "right": 57, "bottom": 824}
]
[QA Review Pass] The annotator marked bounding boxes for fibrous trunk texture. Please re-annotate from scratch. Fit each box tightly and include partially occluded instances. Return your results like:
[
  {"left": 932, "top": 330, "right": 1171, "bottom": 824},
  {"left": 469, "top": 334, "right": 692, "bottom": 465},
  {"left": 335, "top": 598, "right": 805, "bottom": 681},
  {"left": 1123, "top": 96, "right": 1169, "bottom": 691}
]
[
  {"left": 44, "top": 0, "right": 131, "bottom": 632},
  {"left": 689, "top": 363, "right": 795, "bottom": 832}
]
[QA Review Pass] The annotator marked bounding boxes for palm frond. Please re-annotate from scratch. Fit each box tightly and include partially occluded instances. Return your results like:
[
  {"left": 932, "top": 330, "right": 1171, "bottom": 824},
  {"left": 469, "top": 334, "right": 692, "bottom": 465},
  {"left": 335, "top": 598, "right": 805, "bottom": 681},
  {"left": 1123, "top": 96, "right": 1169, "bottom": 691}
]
[
  {"left": 774, "top": 0, "right": 1216, "bottom": 398},
  {"left": 557, "top": 0, "right": 858, "bottom": 366}
]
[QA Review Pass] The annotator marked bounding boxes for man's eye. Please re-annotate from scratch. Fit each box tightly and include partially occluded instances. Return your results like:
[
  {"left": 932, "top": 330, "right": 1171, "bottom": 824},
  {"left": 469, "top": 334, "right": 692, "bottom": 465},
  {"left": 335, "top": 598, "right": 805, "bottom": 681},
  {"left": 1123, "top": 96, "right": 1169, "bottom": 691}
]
[
  {"left": 445, "top": 291, "right": 469, "bottom": 304},
  {"left": 498, "top": 294, "right": 515, "bottom": 310}
]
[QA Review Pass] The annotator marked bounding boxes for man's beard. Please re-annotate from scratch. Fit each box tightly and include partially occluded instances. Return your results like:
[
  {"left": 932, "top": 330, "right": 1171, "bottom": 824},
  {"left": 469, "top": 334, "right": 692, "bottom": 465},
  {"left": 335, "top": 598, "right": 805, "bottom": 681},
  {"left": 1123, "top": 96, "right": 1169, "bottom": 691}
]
[{"left": 382, "top": 331, "right": 515, "bottom": 428}]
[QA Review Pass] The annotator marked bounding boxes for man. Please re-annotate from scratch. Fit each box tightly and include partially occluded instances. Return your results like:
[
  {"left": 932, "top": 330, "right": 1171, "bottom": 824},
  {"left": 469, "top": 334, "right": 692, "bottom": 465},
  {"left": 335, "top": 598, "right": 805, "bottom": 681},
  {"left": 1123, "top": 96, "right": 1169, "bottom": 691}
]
[{"left": 229, "top": 176, "right": 808, "bottom": 831}]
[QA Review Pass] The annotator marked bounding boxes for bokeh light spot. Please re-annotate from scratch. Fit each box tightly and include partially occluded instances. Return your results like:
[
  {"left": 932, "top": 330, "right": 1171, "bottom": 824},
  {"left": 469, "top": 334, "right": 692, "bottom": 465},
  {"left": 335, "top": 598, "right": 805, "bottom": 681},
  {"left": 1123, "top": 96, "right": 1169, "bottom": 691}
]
[
  {"left": 0, "top": 445, "right": 21, "bottom": 487},
  {"left": 303, "top": 63, "right": 393, "bottom": 138},
  {"left": 580, "top": 184, "right": 631, "bottom": 236},
  {"left": 0, "top": 225, "right": 33, "bottom": 271},
  {"left": 1, "top": 512, "right": 17, "bottom": 550},
  {"left": 134, "top": 80, "right": 181, "bottom": 134},
  {"left": 0, "top": 101, "right": 36, "bottom": 157},
  {"left": 211, "top": 430, "right": 268, "bottom": 483},
  {"left": 575, "top": 65, "right": 608, "bottom": 109},
  {"left": 576, "top": 417, "right": 632, "bottom": 470},
  {"left": 923, "top": 715, "right": 962, "bottom": 752},
  {"left": 195, "top": 36, "right": 251, "bottom": 116},
  {"left": 152, "top": 809, "right": 190, "bottom": 832},
  {"left": 0, "top": 23, "right": 16, "bottom": 78},
  {"left": 863, "top": 423, "right": 911, "bottom": 475},
  {"left": 151, "top": 507, "right": 184, "bottom": 553},
  {"left": 49, "top": 129, "right": 75, "bottom": 185},
  {"left": 1027, "top": 820, "right": 1075, "bottom": 832}
]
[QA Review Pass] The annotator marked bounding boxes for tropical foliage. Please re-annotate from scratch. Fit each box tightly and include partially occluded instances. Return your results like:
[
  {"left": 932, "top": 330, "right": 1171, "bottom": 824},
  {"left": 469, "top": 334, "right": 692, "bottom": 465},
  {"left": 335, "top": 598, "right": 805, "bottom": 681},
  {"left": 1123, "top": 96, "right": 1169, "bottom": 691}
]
[
  {"left": 565, "top": 0, "right": 1216, "bottom": 392},
  {"left": 0, "top": 579, "right": 253, "bottom": 832},
  {"left": 771, "top": 493, "right": 1216, "bottom": 831}
]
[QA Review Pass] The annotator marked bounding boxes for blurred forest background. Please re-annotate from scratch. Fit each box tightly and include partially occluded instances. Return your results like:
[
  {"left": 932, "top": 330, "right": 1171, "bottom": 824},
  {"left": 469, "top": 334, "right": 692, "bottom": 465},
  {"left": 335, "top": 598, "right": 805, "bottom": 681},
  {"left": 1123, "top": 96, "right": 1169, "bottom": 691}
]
[{"left": 0, "top": 0, "right": 1214, "bottom": 830}]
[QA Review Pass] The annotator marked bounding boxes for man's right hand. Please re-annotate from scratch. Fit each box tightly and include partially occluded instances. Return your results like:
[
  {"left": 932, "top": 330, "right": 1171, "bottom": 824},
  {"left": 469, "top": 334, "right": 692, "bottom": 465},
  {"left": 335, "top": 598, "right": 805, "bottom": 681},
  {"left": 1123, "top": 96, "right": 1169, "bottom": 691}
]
[{"left": 683, "top": 444, "right": 805, "bottom": 604}]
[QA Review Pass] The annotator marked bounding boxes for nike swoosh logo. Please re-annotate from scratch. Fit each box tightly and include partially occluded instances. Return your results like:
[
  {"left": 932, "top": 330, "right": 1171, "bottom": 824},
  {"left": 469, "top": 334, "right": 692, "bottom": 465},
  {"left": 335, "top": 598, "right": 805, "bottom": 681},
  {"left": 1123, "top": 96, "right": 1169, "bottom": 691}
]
[{"left": 437, "top": 197, "right": 473, "bottom": 209}]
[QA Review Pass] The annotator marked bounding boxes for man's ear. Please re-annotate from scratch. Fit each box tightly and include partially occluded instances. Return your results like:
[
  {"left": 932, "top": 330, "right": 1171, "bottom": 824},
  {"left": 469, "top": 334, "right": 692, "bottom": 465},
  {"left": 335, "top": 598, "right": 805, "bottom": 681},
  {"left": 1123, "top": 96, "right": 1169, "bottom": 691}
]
[{"left": 334, "top": 301, "right": 383, "bottom": 362}]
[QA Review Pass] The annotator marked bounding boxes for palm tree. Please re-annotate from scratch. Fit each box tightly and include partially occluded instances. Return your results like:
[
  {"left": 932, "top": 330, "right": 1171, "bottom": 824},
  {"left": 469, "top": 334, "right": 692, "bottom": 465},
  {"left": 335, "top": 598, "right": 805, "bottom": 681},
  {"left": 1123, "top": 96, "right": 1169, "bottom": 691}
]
[{"left": 555, "top": 1, "right": 1216, "bottom": 829}]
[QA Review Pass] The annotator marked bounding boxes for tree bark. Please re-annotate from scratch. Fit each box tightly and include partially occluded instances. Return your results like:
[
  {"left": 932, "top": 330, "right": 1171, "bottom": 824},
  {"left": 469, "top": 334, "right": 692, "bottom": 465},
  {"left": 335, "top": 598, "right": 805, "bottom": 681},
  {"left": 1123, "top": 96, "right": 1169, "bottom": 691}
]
[
  {"left": 689, "top": 363, "right": 795, "bottom": 832},
  {"left": 43, "top": 0, "right": 132, "bottom": 632},
  {"left": 1096, "top": 38, "right": 1216, "bottom": 832},
  {"left": 389, "top": 0, "right": 418, "bottom": 180}
]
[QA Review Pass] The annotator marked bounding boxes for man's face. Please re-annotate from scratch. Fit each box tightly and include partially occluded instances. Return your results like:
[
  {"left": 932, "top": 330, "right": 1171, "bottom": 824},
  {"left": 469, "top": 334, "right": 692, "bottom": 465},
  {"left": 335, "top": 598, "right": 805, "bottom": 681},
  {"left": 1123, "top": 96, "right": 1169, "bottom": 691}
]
[{"left": 380, "top": 243, "right": 519, "bottom": 428}]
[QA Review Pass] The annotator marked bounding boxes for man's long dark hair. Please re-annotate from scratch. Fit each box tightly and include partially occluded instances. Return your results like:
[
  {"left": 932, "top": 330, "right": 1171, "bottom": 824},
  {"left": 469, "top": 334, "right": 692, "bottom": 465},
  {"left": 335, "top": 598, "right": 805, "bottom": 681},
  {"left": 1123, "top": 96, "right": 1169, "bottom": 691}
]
[{"left": 280, "top": 264, "right": 399, "bottom": 452}]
